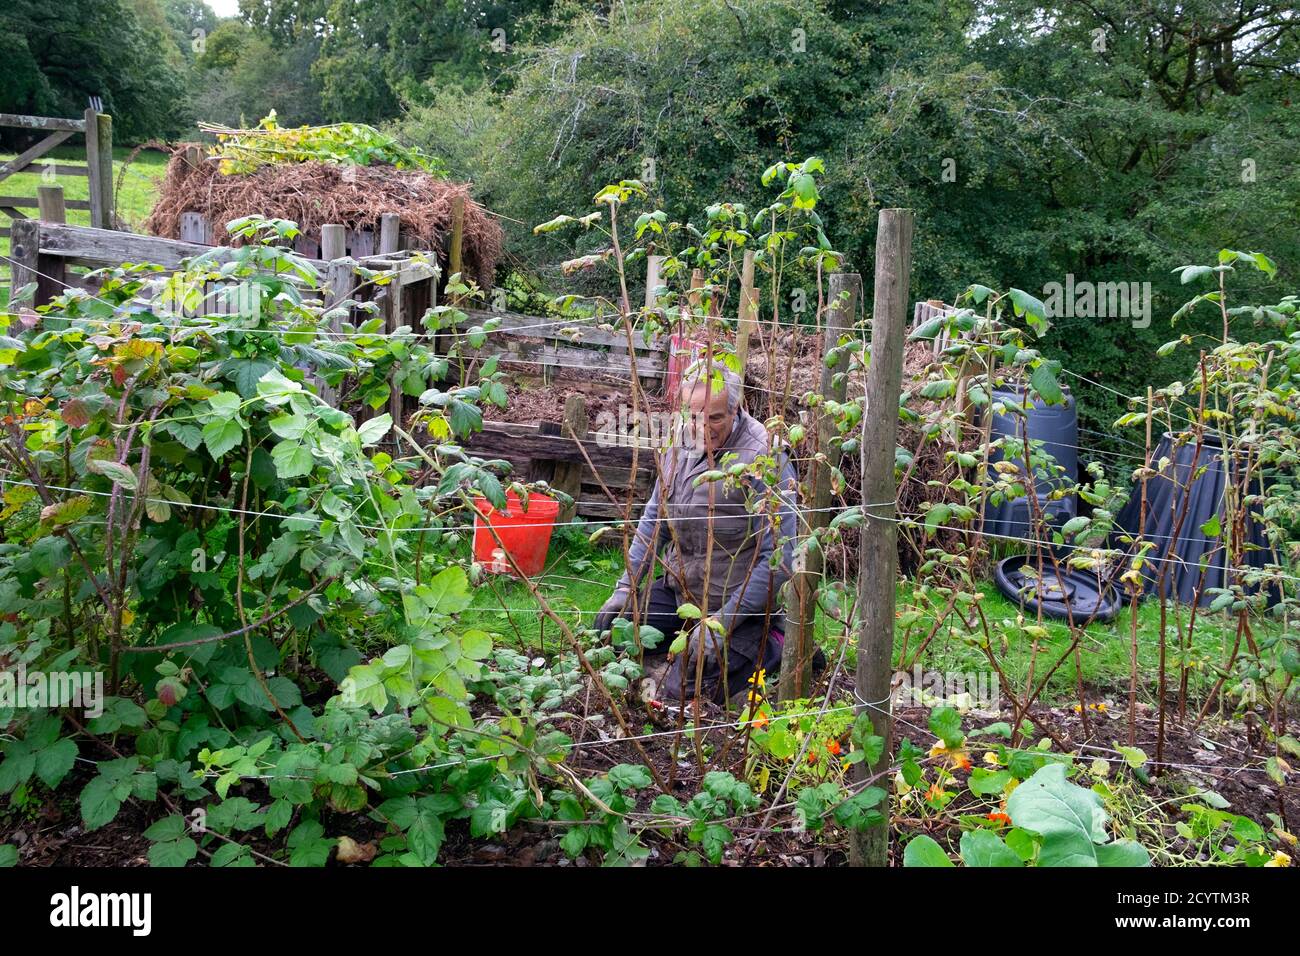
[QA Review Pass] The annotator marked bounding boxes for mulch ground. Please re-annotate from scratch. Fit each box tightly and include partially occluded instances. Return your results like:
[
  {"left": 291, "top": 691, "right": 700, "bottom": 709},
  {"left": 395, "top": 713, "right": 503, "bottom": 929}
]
[{"left": 4, "top": 681, "right": 1291, "bottom": 867}]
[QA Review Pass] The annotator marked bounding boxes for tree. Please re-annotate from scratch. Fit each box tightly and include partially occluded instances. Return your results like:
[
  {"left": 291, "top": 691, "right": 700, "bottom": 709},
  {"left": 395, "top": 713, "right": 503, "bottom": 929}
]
[{"left": 0, "top": 0, "right": 190, "bottom": 140}]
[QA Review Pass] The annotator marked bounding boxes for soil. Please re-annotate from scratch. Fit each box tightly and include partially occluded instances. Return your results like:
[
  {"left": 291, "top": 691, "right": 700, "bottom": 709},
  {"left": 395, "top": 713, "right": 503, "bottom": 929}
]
[{"left": 4, "top": 680, "right": 1291, "bottom": 867}]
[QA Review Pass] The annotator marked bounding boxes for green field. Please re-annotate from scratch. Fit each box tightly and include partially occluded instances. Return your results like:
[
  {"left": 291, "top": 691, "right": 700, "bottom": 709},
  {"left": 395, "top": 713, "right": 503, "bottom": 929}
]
[
  {"left": 460, "top": 525, "right": 1243, "bottom": 708},
  {"left": 1, "top": 144, "right": 168, "bottom": 307}
]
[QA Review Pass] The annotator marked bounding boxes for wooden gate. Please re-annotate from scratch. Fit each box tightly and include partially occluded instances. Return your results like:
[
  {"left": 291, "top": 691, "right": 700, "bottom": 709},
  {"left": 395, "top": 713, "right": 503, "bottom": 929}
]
[{"left": 0, "top": 110, "right": 114, "bottom": 282}]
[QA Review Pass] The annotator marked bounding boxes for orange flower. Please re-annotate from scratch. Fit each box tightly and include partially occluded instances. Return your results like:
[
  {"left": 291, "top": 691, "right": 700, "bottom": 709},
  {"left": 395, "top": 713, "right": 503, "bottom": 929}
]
[
  {"left": 951, "top": 750, "right": 972, "bottom": 772},
  {"left": 924, "top": 783, "right": 947, "bottom": 802},
  {"left": 826, "top": 739, "right": 842, "bottom": 756},
  {"left": 987, "top": 811, "right": 1011, "bottom": 825},
  {"left": 807, "top": 751, "right": 819, "bottom": 764},
  {"left": 752, "top": 713, "right": 769, "bottom": 730}
]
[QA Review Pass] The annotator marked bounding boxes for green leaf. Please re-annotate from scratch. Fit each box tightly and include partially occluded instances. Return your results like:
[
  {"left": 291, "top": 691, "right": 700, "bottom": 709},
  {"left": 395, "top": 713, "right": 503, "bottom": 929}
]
[
  {"left": 357, "top": 413, "right": 393, "bottom": 446},
  {"left": 208, "top": 391, "right": 242, "bottom": 419},
  {"left": 960, "top": 829, "right": 1023, "bottom": 867},
  {"left": 88, "top": 458, "right": 139, "bottom": 490},
  {"left": 968, "top": 767, "right": 1012, "bottom": 797},
  {"left": 255, "top": 369, "right": 302, "bottom": 405},
  {"left": 269, "top": 412, "right": 309, "bottom": 440},
  {"left": 1199, "top": 514, "right": 1221, "bottom": 538},
  {"left": 0, "top": 845, "right": 17, "bottom": 867},
  {"left": 903, "top": 834, "right": 954, "bottom": 867},
  {"left": 1005, "top": 764, "right": 1117, "bottom": 867},
  {"left": 1029, "top": 363, "right": 1065, "bottom": 405},
  {"left": 202, "top": 417, "right": 244, "bottom": 459},
  {"left": 80, "top": 775, "right": 125, "bottom": 831},
  {"left": 1094, "top": 840, "right": 1150, "bottom": 867},
  {"left": 928, "top": 706, "right": 964, "bottom": 749},
  {"left": 148, "top": 837, "right": 199, "bottom": 868},
  {"left": 608, "top": 764, "right": 652, "bottom": 791},
  {"left": 35, "top": 738, "right": 78, "bottom": 788},
  {"left": 271, "top": 440, "right": 314, "bottom": 479},
  {"left": 419, "top": 566, "right": 472, "bottom": 615}
]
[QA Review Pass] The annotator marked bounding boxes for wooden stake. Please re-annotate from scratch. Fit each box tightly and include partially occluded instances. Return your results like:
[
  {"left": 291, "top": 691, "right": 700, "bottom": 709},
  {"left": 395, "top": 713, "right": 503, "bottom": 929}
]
[
  {"left": 448, "top": 194, "right": 465, "bottom": 282},
  {"left": 850, "top": 209, "right": 913, "bottom": 868},
  {"left": 736, "top": 251, "right": 758, "bottom": 391},
  {"left": 779, "top": 272, "right": 860, "bottom": 701},
  {"left": 379, "top": 213, "right": 401, "bottom": 254},
  {"left": 37, "top": 184, "right": 66, "bottom": 223},
  {"left": 552, "top": 394, "right": 589, "bottom": 522}
]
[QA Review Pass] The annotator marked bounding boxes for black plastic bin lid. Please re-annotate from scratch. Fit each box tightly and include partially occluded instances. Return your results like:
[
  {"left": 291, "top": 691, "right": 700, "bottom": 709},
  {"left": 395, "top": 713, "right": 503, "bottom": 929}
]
[{"left": 993, "top": 554, "right": 1122, "bottom": 624}]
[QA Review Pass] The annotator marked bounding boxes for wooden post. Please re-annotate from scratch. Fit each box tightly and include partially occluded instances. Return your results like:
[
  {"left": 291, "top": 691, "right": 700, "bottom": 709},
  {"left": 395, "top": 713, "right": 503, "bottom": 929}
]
[
  {"left": 37, "top": 184, "right": 66, "bottom": 223},
  {"left": 83, "top": 108, "right": 105, "bottom": 229},
  {"left": 850, "top": 209, "right": 913, "bottom": 868},
  {"left": 7, "top": 218, "right": 41, "bottom": 307},
  {"left": 379, "top": 213, "right": 401, "bottom": 254},
  {"left": 34, "top": 187, "right": 67, "bottom": 301},
  {"left": 552, "top": 394, "right": 589, "bottom": 521},
  {"left": 448, "top": 194, "right": 465, "bottom": 282},
  {"left": 736, "top": 250, "right": 758, "bottom": 389},
  {"left": 82, "top": 111, "right": 114, "bottom": 230},
  {"left": 320, "top": 224, "right": 346, "bottom": 262},
  {"left": 644, "top": 254, "right": 664, "bottom": 311},
  {"left": 778, "top": 272, "right": 860, "bottom": 702},
  {"left": 318, "top": 225, "right": 349, "bottom": 407}
]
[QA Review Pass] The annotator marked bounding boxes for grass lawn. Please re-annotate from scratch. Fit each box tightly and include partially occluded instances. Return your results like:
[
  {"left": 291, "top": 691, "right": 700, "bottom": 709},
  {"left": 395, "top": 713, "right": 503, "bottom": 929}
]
[
  {"left": 455, "top": 524, "right": 1252, "bottom": 709},
  {"left": 1, "top": 144, "right": 169, "bottom": 307}
]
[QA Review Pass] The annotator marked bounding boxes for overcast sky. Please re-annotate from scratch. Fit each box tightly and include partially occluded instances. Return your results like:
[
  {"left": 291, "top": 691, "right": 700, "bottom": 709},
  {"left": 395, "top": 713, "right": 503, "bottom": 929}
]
[{"left": 204, "top": 0, "right": 241, "bottom": 17}]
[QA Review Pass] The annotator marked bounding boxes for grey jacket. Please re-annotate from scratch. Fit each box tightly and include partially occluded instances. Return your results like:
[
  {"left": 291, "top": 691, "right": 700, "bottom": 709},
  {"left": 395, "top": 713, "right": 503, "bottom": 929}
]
[{"left": 616, "top": 409, "right": 798, "bottom": 633}]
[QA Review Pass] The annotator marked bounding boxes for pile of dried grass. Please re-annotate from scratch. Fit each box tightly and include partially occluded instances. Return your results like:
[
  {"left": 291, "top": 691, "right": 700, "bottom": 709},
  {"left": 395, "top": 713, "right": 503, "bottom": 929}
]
[{"left": 144, "top": 146, "right": 503, "bottom": 286}]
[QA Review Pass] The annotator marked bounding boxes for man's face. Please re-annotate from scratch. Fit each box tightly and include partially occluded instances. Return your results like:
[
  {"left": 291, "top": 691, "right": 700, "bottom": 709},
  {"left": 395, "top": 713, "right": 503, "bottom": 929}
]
[{"left": 685, "top": 381, "right": 736, "bottom": 454}]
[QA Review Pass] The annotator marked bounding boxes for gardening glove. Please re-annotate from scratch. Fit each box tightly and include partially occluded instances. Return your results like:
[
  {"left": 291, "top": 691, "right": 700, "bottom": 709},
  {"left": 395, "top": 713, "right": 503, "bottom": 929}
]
[
  {"left": 593, "top": 588, "right": 632, "bottom": 634},
  {"left": 683, "top": 620, "right": 724, "bottom": 662}
]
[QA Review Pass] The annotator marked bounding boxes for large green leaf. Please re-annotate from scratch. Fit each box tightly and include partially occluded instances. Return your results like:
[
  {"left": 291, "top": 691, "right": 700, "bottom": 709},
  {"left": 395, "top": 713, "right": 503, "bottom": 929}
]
[
  {"left": 959, "top": 829, "right": 1023, "bottom": 867},
  {"left": 902, "top": 834, "right": 954, "bottom": 867},
  {"left": 1006, "top": 764, "right": 1147, "bottom": 866}
]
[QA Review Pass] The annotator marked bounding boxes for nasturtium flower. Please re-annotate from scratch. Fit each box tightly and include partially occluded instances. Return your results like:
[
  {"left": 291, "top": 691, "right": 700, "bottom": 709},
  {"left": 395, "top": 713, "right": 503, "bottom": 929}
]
[{"left": 1264, "top": 851, "right": 1291, "bottom": 868}]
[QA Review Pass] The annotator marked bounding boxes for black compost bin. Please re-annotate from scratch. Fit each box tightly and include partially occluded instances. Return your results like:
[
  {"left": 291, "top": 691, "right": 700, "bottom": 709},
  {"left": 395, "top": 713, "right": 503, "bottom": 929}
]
[
  {"left": 983, "top": 384, "right": 1079, "bottom": 542},
  {"left": 1111, "top": 432, "right": 1281, "bottom": 607}
]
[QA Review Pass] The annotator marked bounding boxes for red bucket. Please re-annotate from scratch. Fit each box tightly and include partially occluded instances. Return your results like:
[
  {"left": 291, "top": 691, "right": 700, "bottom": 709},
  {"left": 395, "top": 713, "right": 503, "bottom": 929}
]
[{"left": 472, "top": 490, "right": 560, "bottom": 577}]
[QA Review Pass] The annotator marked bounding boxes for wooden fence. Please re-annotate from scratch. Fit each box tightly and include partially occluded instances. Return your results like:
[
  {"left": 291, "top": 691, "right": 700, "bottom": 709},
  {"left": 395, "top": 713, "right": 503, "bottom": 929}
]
[
  {"left": 0, "top": 111, "right": 114, "bottom": 282},
  {"left": 6, "top": 199, "right": 659, "bottom": 517}
]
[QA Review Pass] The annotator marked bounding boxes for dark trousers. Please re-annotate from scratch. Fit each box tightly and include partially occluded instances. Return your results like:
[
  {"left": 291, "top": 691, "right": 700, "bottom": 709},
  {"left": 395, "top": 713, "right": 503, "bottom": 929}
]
[{"left": 636, "top": 578, "right": 781, "bottom": 704}]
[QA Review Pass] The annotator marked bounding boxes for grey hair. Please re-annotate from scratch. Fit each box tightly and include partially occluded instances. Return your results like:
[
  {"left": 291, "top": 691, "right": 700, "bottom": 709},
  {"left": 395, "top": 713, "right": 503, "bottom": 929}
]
[{"left": 680, "top": 362, "right": 742, "bottom": 413}]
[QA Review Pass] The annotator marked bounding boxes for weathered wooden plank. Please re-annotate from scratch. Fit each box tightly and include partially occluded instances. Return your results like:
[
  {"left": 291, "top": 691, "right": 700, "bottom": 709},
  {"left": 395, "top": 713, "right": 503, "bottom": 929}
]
[
  {"left": 468, "top": 334, "right": 666, "bottom": 378},
  {"left": 0, "top": 114, "right": 87, "bottom": 132},
  {"left": 347, "top": 228, "right": 375, "bottom": 258},
  {"left": 0, "top": 130, "right": 75, "bottom": 182},
  {"left": 458, "top": 307, "right": 663, "bottom": 353},
  {"left": 34, "top": 222, "right": 326, "bottom": 270},
  {"left": 458, "top": 421, "right": 657, "bottom": 473},
  {"left": 179, "top": 211, "right": 213, "bottom": 244},
  {"left": 0, "top": 195, "right": 91, "bottom": 211},
  {"left": 4, "top": 163, "right": 89, "bottom": 179}
]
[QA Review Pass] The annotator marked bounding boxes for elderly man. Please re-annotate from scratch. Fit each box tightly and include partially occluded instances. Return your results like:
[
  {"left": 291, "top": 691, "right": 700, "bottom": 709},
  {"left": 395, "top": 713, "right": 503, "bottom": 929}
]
[{"left": 593, "top": 364, "right": 799, "bottom": 704}]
